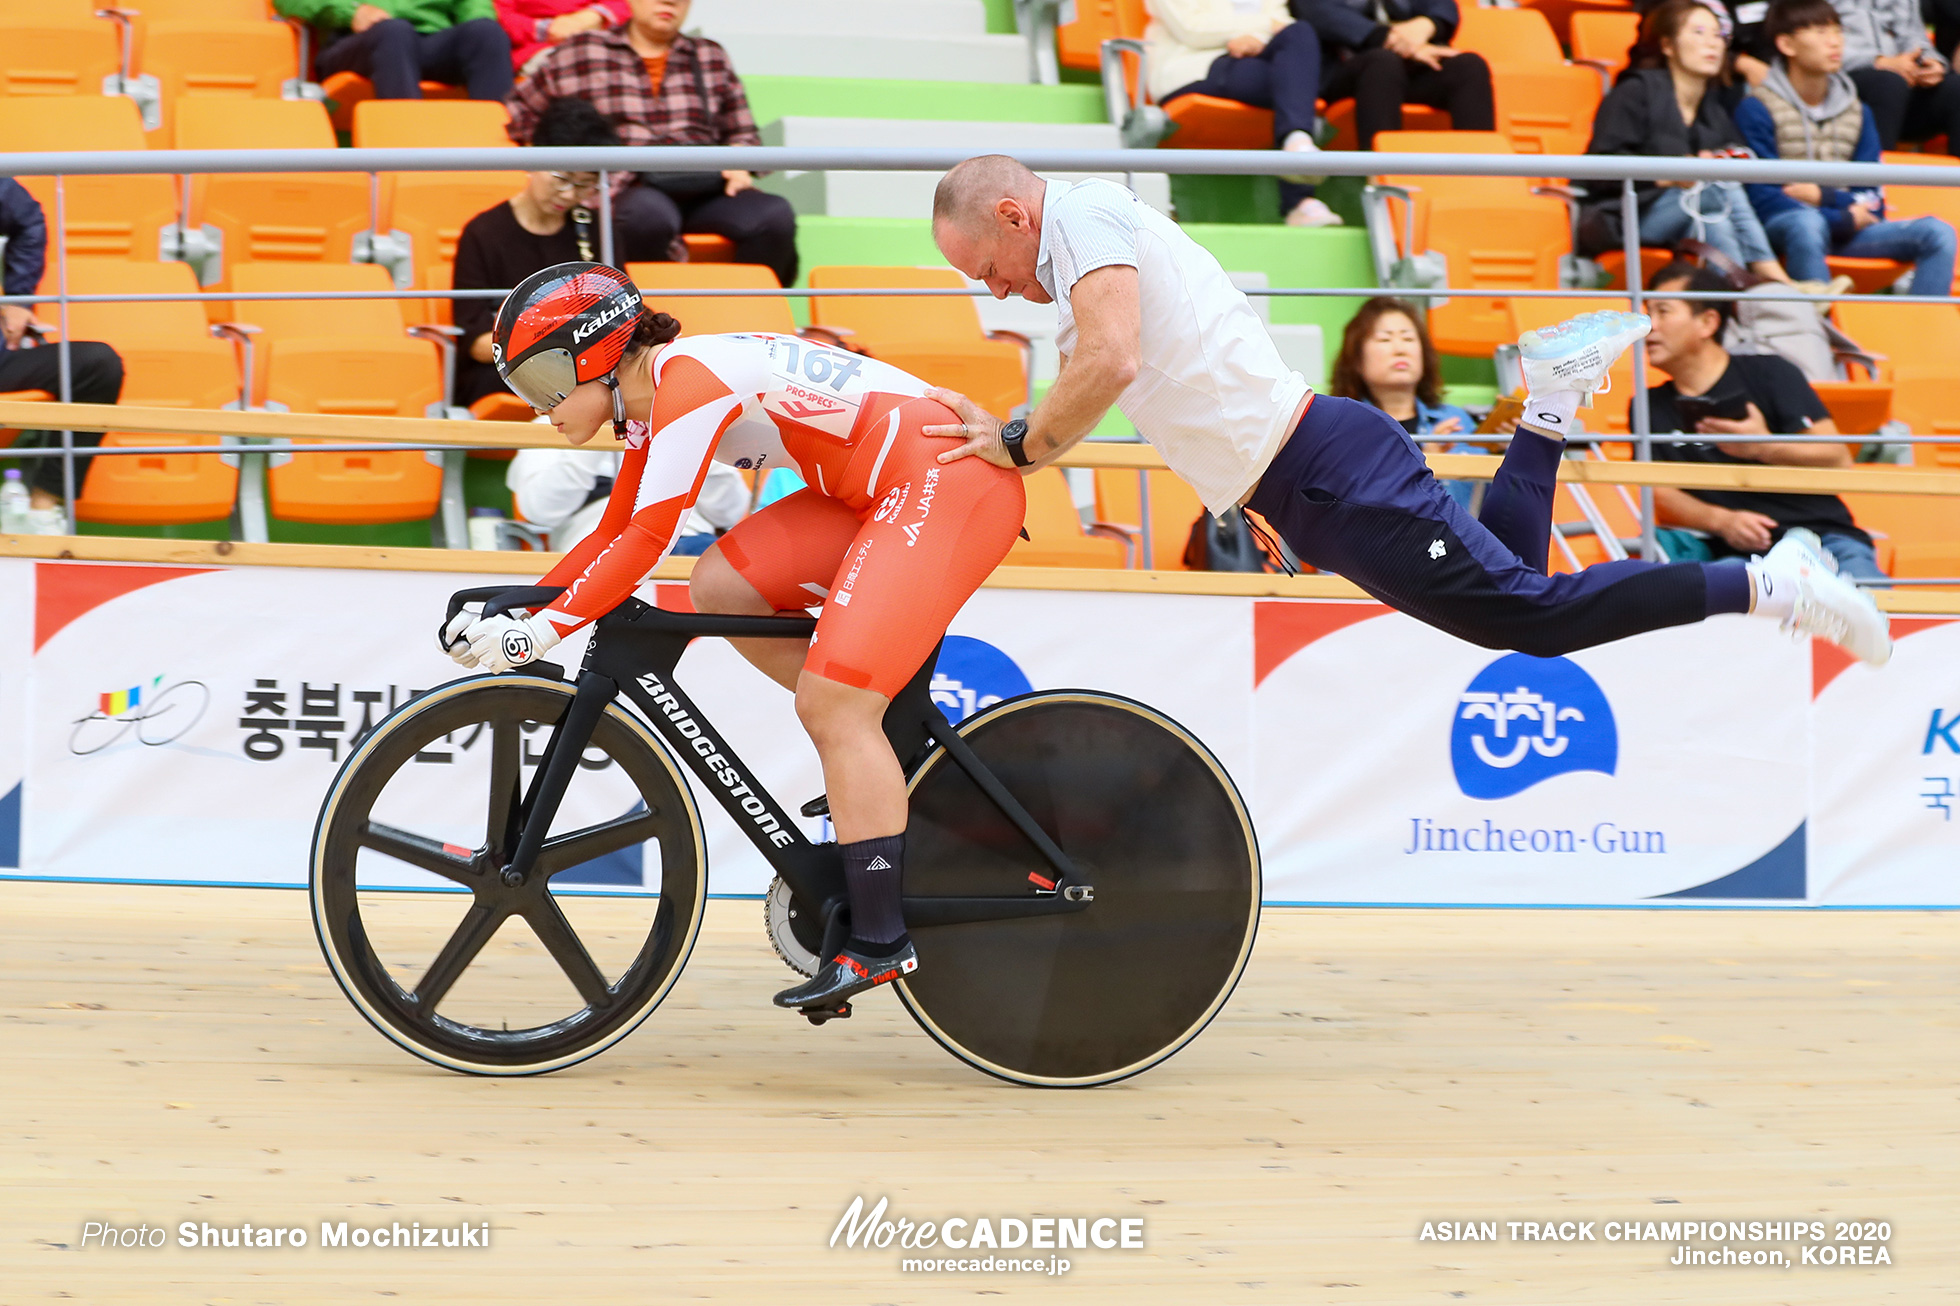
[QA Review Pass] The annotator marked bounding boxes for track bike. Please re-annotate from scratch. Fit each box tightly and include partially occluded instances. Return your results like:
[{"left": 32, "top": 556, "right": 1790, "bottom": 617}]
[{"left": 310, "top": 585, "right": 1261, "bottom": 1087}]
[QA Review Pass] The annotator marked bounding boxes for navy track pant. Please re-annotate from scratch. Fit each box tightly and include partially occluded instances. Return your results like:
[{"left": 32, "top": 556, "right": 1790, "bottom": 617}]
[{"left": 1245, "top": 396, "right": 1751, "bottom": 657}]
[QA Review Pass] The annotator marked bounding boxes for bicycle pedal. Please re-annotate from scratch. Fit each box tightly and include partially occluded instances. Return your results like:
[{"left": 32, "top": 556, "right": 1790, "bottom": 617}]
[
  {"left": 799, "top": 794, "right": 830, "bottom": 818},
  {"left": 802, "top": 1001, "right": 851, "bottom": 1026}
]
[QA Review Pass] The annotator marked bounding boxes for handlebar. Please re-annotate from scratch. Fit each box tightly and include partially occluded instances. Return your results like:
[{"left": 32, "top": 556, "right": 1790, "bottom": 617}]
[
  {"left": 445, "top": 588, "right": 820, "bottom": 640},
  {"left": 446, "top": 585, "right": 567, "bottom": 624}
]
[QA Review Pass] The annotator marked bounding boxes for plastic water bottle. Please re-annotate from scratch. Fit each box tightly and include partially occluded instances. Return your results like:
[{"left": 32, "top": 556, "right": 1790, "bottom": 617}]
[{"left": 0, "top": 469, "right": 29, "bottom": 535}]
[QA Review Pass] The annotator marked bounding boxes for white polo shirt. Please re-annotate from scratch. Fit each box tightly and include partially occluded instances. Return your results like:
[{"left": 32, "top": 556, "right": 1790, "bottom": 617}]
[{"left": 1034, "top": 177, "right": 1310, "bottom": 514}]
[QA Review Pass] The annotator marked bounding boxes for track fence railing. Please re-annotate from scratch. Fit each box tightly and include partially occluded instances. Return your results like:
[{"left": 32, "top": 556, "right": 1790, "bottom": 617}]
[{"left": 3, "top": 146, "right": 1959, "bottom": 572}]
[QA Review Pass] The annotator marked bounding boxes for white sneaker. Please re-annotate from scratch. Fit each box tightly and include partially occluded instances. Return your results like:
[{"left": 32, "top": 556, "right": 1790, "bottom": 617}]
[
  {"left": 1279, "top": 129, "right": 1325, "bottom": 185},
  {"left": 1518, "top": 309, "right": 1651, "bottom": 397},
  {"left": 1284, "top": 197, "right": 1343, "bottom": 228},
  {"left": 1761, "top": 528, "right": 1892, "bottom": 666}
]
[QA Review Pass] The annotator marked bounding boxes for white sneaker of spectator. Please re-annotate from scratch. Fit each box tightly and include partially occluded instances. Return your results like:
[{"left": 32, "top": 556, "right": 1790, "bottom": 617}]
[
  {"left": 1280, "top": 129, "right": 1327, "bottom": 186},
  {"left": 1284, "top": 197, "right": 1343, "bottom": 228}
]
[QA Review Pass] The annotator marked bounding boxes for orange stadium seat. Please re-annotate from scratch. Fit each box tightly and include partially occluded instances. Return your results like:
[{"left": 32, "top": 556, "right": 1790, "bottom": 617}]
[
  {"left": 140, "top": 19, "right": 298, "bottom": 145},
  {"left": 626, "top": 262, "right": 798, "bottom": 335},
  {"left": 1524, "top": 0, "right": 1634, "bottom": 47},
  {"left": 322, "top": 72, "right": 468, "bottom": 135},
  {"left": 1076, "top": 0, "right": 1280, "bottom": 149},
  {"left": 0, "top": 13, "right": 121, "bottom": 97},
  {"left": 40, "top": 258, "right": 242, "bottom": 411},
  {"left": 177, "top": 97, "right": 369, "bottom": 277},
  {"left": 1372, "top": 133, "right": 1572, "bottom": 357},
  {"left": 1570, "top": 10, "right": 1640, "bottom": 87},
  {"left": 1871, "top": 151, "right": 1960, "bottom": 291},
  {"left": 0, "top": 96, "right": 178, "bottom": 261},
  {"left": 1454, "top": 5, "right": 1602, "bottom": 155},
  {"left": 385, "top": 171, "right": 524, "bottom": 326},
  {"left": 1093, "top": 467, "right": 1207, "bottom": 569},
  {"left": 228, "top": 262, "right": 446, "bottom": 525},
  {"left": 351, "top": 98, "right": 510, "bottom": 148},
  {"left": 37, "top": 259, "right": 245, "bottom": 525},
  {"left": 1828, "top": 301, "right": 1960, "bottom": 466},
  {"left": 683, "top": 234, "right": 737, "bottom": 262},
  {"left": 807, "top": 266, "right": 1029, "bottom": 422},
  {"left": 1007, "top": 468, "right": 1127, "bottom": 568}
]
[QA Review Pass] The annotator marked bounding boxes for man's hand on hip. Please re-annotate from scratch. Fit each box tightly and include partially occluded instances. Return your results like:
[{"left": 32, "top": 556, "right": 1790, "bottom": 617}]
[{"left": 922, "top": 388, "right": 1016, "bottom": 469}]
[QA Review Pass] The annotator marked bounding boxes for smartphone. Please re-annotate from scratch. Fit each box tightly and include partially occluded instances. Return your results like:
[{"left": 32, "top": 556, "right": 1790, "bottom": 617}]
[{"left": 1672, "top": 392, "right": 1752, "bottom": 428}]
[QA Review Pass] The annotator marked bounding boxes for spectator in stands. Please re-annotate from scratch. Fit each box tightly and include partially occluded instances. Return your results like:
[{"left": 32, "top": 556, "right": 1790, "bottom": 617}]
[
  {"left": 1327, "top": 296, "right": 1481, "bottom": 505},
  {"left": 1642, "top": 260, "right": 1885, "bottom": 579},
  {"left": 1580, "top": 0, "right": 1796, "bottom": 283},
  {"left": 453, "top": 97, "right": 623, "bottom": 408},
  {"left": 507, "top": 0, "right": 799, "bottom": 286},
  {"left": 1640, "top": 0, "right": 1777, "bottom": 88},
  {"left": 509, "top": 444, "right": 747, "bottom": 553},
  {"left": 1832, "top": 0, "right": 1960, "bottom": 151},
  {"left": 498, "top": 0, "right": 628, "bottom": 75},
  {"left": 0, "top": 180, "right": 125, "bottom": 532},
  {"left": 1145, "top": 0, "right": 1342, "bottom": 227},
  {"left": 282, "top": 0, "right": 515, "bottom": 101},
  {"left": 1286, "top": 0, "right": 1494, "bottom": 151},
  {"left": 1737, "top": 0, "right": 1957, "bottom": 294}
]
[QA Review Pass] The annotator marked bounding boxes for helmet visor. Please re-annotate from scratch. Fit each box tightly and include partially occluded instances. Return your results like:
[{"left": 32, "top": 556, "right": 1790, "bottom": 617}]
[{"left": 502, "top": 347, "right": 579, "bottom": 411}]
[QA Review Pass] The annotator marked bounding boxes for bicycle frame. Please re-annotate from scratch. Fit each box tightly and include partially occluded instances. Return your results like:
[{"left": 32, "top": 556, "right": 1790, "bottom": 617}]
[{"left": 446, "top": 587, "right": 1091, "bottom": 961}]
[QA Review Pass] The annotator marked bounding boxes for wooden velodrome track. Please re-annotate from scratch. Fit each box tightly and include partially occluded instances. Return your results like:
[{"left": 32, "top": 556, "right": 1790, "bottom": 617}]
[{"left": 3, "top": 882, "right": 1952, "bottom": 1303}]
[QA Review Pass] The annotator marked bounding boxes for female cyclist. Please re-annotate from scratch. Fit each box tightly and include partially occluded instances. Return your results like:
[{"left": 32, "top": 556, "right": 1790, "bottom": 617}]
[{"left": 442, "top": 263, "right": 1028, "bottom": 1015}]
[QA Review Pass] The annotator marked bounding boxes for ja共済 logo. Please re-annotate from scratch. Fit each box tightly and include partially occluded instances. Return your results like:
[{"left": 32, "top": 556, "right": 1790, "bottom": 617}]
[{"left": 1450, "top": 653, "right": 1617, "bottom": 799}]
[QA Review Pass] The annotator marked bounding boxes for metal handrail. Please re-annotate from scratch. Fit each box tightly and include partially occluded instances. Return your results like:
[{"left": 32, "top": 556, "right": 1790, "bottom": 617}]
[{"left": 8, "top": 145, "right": 1960, "bottom": 187}]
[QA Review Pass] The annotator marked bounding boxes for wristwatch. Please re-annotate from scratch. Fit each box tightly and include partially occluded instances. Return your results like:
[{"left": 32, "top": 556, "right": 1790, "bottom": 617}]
[{"left": 999, "top": 418, "right": 1033, "bottom": 467}]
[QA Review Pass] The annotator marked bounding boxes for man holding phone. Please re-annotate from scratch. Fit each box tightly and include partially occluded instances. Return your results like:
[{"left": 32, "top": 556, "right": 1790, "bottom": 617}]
[{"left": 1641, "top": 261, "right": 1885, "bottom": 581}]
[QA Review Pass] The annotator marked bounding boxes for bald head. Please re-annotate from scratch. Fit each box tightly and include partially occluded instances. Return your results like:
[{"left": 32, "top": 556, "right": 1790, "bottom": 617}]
[
  {"left": 933, "top": 154, "right": 1042, "bottom": 237},
  {"left": 932, "top": 155, "right": 1052, "bottom": 303}
]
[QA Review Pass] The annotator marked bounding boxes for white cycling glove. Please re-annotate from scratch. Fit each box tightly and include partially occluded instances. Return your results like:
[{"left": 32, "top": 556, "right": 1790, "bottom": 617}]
[
  {"left": 440, "top": 603, "right": 485, "bottom": 667},
  {"left": 462, "top": 611, "right": 562, "bottom": 674}
]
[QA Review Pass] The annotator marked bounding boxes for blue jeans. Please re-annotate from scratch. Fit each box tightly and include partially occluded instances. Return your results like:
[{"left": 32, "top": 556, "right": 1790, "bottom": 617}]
[
  {"left": 1817, "top": 529, "right": 1889, "bottom": 586},
  {"left": 1640, "top": 182, "right": 1778, "bottom": 268},
  {"left": 1761, "top": 208, "right": 1957, "bottom": 296}
]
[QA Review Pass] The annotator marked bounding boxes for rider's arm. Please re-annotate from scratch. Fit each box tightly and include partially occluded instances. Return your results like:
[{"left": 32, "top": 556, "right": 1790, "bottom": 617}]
[
  {"left": 1017, "top": 264, "right": 1140, "bottom": 470},
  {"left": 532, "top": 356, "right": 743, "bottom": 641}
]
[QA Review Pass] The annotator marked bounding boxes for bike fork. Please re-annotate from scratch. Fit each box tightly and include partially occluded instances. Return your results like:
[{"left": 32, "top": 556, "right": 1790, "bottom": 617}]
[{"left": 503, "top": 670, "right": 615, "bottom": 885}]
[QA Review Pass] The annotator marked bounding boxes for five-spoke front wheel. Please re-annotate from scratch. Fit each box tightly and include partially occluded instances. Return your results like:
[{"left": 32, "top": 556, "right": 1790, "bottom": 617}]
[{"left": 310, "top": 676, "right": 708, "bottom": 1075}]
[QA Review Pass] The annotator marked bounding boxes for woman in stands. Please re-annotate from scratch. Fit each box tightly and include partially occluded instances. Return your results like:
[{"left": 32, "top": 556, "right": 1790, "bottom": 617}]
[
  {"left": 1580, "top": 0, "right": 1796, "bottom": 282},
  {"left": 1328, "top": 296, "right": 1487, "bottom": 507},
  {"left": 442, "top": 263, "right": 1027, "bottom": 1015}
]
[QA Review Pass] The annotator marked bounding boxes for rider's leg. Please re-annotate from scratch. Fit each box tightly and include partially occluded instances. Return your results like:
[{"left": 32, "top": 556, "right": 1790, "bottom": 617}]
[
  {"left": 688, "top": 544, "right": 807, "bottom": 690},
  {"left": 694, "top": 487, "right": 861, "bottom": 690},
  {"left": 795, "top": 671, "right": 909, "bottom": 954},
  {"left": 772, "top": 398, "right": 1028, "bottom": 1010}
]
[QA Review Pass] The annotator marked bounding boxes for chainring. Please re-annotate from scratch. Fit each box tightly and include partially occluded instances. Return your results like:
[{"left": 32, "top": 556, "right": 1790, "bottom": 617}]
[{"left": 764, "top": 876, "right": 823, "bottom": 977}]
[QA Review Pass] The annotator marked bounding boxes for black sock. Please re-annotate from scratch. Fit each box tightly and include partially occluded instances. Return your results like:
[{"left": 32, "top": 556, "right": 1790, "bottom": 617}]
[{"left": 842, "top": 832, "right": 907, "bottom": 950}]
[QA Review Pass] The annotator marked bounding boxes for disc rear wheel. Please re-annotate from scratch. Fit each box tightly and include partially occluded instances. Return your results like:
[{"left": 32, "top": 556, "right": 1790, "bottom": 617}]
[{"left": 897, "top": 692, "right": 1260, "bottom": 1087}]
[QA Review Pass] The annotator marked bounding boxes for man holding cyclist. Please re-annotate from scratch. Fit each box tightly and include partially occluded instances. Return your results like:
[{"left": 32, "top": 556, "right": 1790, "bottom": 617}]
[
  {"left": 926, "top": 154, "right": 1891, "bottom": 667},
  {"left": 443, "top": 262, "right": 1026, "bottom": 1015}
]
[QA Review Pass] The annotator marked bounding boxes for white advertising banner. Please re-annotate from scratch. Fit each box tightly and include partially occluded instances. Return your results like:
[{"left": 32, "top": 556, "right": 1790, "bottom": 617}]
[{"left": 3, "top": 556, "right": 1953, "bottom": 904}]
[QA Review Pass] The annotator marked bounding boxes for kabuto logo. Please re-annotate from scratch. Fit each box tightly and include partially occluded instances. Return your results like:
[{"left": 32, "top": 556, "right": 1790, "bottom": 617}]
[
  {"left": 1450, "top": 653, "right": 1617, "bottom": 800},
  {"left": 930, "top": 636, "right": 1032, "bottom": 723}
]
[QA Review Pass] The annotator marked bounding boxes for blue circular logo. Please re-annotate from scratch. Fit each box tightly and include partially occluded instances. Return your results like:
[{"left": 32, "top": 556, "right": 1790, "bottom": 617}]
[
  {"left": 1450, "top": 653, "right": 1618, "bottom": 800},
  {"left": 930, "top": 636, "right": 1032, "bottom": 722}
]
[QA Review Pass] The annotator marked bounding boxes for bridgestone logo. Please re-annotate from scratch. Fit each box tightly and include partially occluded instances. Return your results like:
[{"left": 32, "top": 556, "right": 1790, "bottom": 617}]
[{"left": 636, "top": 671, "right": 795, "bottom": 848}]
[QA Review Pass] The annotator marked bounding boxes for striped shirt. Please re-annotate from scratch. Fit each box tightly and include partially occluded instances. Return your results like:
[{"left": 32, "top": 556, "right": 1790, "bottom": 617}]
[{"left": 1035, "top": 178, "right": 1310, "bottom": 514}]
